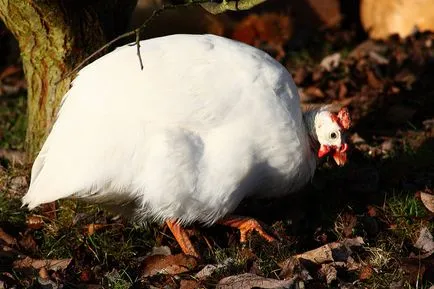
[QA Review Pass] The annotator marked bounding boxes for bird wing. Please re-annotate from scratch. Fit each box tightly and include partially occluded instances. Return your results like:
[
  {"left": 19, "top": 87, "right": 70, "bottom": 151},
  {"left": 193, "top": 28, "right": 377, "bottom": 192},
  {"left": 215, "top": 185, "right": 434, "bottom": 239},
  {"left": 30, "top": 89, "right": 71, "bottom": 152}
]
[{"left": 23, "top": 34, "right": 306, "bottom": 210}]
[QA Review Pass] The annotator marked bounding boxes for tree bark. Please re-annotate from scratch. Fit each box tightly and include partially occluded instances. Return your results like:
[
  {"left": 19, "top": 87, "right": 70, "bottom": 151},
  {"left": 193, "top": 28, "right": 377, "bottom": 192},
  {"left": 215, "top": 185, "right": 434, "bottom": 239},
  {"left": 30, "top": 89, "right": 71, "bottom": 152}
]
[{"left": 0, "top": 0, "right": 136, "bottom": 161}]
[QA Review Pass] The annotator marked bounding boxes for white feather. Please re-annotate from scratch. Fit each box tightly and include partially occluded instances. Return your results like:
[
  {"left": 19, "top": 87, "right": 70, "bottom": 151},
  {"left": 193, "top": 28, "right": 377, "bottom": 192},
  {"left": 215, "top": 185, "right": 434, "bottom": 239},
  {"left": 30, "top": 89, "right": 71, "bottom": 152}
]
[{"left": 23, "top": 34, "right": 317, "bottom": 225}]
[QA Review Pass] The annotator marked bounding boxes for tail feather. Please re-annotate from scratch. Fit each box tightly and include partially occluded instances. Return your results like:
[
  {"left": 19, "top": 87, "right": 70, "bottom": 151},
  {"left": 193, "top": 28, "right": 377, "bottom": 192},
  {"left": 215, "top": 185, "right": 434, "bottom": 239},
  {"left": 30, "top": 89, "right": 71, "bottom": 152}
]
[{"left": 23, "top": 152, "right": 77, "bottom": 210}]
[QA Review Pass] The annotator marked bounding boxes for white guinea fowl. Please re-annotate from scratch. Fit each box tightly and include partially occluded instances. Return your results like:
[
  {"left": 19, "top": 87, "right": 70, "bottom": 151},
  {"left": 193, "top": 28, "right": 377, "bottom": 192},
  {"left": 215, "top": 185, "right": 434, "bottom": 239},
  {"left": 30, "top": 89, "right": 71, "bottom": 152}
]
[{"left": 23, "top": 34, "right": 350, "bottom": 257}]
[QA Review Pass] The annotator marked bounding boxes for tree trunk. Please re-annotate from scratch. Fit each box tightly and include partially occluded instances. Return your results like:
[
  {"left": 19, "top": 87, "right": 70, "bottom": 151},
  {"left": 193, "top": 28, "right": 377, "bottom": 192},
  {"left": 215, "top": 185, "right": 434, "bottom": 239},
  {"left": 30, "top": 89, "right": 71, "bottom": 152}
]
[{"left": 0, "top": 0, "right": 136, "bottom": 161}]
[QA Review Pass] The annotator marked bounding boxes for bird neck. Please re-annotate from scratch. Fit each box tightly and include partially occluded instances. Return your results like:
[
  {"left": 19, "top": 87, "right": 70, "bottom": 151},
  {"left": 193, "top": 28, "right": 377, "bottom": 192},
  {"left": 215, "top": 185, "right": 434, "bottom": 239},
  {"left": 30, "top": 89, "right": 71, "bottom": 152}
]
[{"left": 302, "top": 108, "right": 320, "bottom": 154}]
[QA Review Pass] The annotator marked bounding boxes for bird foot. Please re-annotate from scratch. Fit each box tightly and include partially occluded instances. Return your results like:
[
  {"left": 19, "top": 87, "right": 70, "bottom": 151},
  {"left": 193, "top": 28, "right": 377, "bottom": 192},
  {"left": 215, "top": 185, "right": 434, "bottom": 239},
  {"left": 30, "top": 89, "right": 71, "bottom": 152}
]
[
  {"left": 166, "top": 220, "right": 200, "bottom": 259},
  {"left": 218, "top": 215, "right": 276, "bottom": 243}
]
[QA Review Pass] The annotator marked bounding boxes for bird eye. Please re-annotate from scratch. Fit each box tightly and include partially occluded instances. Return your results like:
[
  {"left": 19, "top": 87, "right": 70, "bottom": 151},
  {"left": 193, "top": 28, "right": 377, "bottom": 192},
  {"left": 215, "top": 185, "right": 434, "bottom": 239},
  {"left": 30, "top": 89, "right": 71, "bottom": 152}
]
[{"left": 330, "top": 132, "right": 337, "bottom": 139}]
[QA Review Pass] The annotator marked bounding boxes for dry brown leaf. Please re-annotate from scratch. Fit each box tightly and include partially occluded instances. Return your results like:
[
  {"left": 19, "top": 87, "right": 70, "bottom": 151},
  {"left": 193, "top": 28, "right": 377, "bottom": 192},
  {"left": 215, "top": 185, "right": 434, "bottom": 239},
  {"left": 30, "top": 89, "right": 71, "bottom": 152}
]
[
  {"left": 400, "top": 258, "right": 427, "bottom": 284},
  {"left": 13, "top": 256, "right": 72, "bottom": 271},
  {"left": 420, "top": 191, "right": 434, "bottom": 213},
  {"left": 195, "top": 258, "right": 233, "bottom": 280},
  {"left": 292, "top": 67, "right": 308, "bottom": 86},
  {"left": 366, "top": 69, "right": 383, "bottom": 89},
  {"left": 359, "top": 265, "right": 373, "bottom": 280},
  {"left": 141, "top": 253, "right": 198, "bottom": 277},
  {"left": 0, "top": 65, "right": 21, "bottom": 81},
  {"left": 338, "top": 82, "right": 348, "bottom": 99},
  {"left": 180, "top": 279, "right": 201, "bottom": 289},
  {"left": 304, "top": 86, "right": 325, "bottom": 98},
  {"left": 279, "top": 256, "right": 302, "bottom": 280},
  {"left": 80, "top": 270, "right": 92, "bottom": 282},
  {"left": 367, "top": 205, "right": 377, "bottom": 217},
  {"left": 26, "top": 215, "right": 44, "bottom": 230},
  {"left": 280, "top": 237, "right": 364, "bottom": 279},
  {"left": 148, "top": 246, "right": 171, "bottom": 256},
  {"left": 86, "top": 223, "right": 107, "bottom": 236},
  {"left": 297, "top": 237, "right": 364, "bottom": 264},
  {"left": 320, "top": 53, "right": 341, "bottom": 72},
  {"left": 232, "top": 13, "right": 292, "bottom": 61},
  {"left": 319, "top": 263, "right": 337, "bottom": 284},
  {"left": 18, "top": 232, "right": 37, "bottom": 252},
  {"left": 341, "top": 212, "right": 357, "bottom": 238},
  {"left": 414, "top": 227, "right": 434, "bottom": 254},
  {"left": 41, "top": 202, "right": 57, "bottom": 220},
  {"left": 216, "top": 273, "right": 295, "bottom": 289},
  {"left": 38, "top": 267, "right": 49, "bottom": 279},
  {"left": 0, "top": 228, "right": 17, "bottom": 245}
]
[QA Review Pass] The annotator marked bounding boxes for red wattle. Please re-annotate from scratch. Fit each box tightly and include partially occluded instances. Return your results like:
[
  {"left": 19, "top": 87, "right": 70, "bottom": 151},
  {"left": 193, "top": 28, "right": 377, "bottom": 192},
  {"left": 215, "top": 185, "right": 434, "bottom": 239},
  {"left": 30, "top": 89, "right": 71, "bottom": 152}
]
[{"left": 318, "top": 145, "right": 331, "bottom": 158}]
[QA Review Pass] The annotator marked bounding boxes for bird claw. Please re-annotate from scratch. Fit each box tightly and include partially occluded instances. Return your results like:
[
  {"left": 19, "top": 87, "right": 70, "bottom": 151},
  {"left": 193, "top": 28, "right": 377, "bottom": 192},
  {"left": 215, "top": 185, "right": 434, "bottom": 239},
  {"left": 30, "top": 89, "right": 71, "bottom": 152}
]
[
  {"left": 219, "top": 216, "right": 277, "bottom": 243},
  {"left": 166, "top": 220, "right": 200, "bottom": 259}
]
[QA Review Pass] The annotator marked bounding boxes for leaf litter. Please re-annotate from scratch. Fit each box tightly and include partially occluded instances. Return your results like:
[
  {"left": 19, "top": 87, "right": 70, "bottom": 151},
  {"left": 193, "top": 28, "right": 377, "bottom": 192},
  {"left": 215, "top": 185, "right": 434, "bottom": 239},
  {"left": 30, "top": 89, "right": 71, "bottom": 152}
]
[{"left": 1, "top": 11, "right": 434, "bottom": 289}]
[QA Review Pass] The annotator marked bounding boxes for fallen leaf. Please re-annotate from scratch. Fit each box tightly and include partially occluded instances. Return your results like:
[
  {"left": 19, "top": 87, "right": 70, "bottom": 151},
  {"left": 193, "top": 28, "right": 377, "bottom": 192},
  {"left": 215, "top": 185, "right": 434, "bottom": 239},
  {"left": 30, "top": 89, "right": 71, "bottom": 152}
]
[
  {"left": 216, "top": 273, "right": 296, "bottom": 289},
  {"left": 420, "top": 191, "right": 434, "bottom": 213},
  {"left": 304, "top": 86, "right": 325, "bottom": 98},
  {"left": 367, "top": 205, "right": 377, "bottom": 217},
  {"left": 279, "top": 256, "right": 301, "bottom": 279},
  {"left": 148, "top": 246, "right": 171, "bottom": 256},
  {"left": 13, "top": 257, "right": 72, "bottom": 271},
  {"left": 0, "top": 228, "right": 17, "bottom": 245},
  {"left": 320, "top": 53, "right": 341, "bottom": 72},
  {"left": 280, "top": 237, "right": 364, "bottom": 279},
  {"left": 41, "top": 202, "right": 57, "bottom": 220},
  {"left": 141, "top": 254, "right": 198, "bottom": 277},
  {"left": 348, "top": 39, "right": 387, "bottom": 59},
  {"left": 312, "top": 68, "right": 324, "bottom": 82},
  {"left": 195, "top": 258, "right": 233, "bottom": 280},
  {"left": 358, "top": 265, "right": 373, "bottom": 280},
  {"left": 38, "top": 267, "right": 59, "bottom": 289},
  {"left": 85, "top": 223, "right": 107, "bottom": 236},
  {"left": 366, "top": 69, "right": 383, "bottom": 89},
  {"left": 0, "top": 65, "right": 21, "bottom": 81},
  {"left": 38, "top": 275, "right": 59, "bottom": 289},
  {"left": 18, "top": 232, "right": 37, "bottom": 252},
  {"left": 292, "top": 67, "right": 308, "bottom": 85},
  {"left": 319, "top": 263, "right": 337, "bottom": 284},
  {"left": 414, "top": 227, "right": 434, "bottom": 253},
  {"left": 369, "top": 51, "right": 389, "bottom": 64},
  {"left": 338, "top": 82, "right": 348, "bottom": 99},
  {"left": 231, "top": 13, "right": 292, "bottom": 61},
  {"left": 26, "top": 215, "right": 44, "bottom": 230},
  {"left": 39, "top": 267, "right": 49, "bottom": 279},
  {"left": 180, "top": 279, "right": 201, "bottom": 289},
  {"left": 80, "top": 270, "right": 92, "bottom": 282},
  {"left": 297, "top": 237, "right": 364, "bottom": 264},
  {"left": 341, "top": 212, "right": 357, "bottom": 238},
  {"left": 400, "top": 258, "right": 426, "bottom": 284}
]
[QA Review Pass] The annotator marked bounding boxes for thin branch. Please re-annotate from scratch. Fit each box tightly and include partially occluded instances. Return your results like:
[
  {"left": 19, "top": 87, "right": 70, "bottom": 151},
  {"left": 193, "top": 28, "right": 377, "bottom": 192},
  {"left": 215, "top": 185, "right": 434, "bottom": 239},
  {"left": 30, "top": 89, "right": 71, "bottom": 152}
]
[
  {"left": 135, "top": 28, "right": 143, "bottom": 70},
  {"left": 62, "top": 0, "right": 210, "bottom": 82}
]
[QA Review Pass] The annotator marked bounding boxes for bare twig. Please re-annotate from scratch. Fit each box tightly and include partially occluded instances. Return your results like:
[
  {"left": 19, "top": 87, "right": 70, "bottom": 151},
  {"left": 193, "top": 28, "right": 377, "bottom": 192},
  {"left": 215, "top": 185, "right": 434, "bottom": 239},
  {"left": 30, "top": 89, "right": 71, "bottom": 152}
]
[
  {"left": 62, "top": 0, "right": 211, "bottom": 82},
  {"left": 135, "top": 28, "right": 143, "bottom": 70}
]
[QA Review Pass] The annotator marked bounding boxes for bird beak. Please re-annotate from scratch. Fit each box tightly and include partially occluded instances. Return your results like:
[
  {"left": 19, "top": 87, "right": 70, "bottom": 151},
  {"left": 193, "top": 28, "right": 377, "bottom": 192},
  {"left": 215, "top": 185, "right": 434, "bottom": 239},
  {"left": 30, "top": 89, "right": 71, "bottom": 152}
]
[
  {"left": 332, "top": 143, "right": 348, "bottom": 166},
  {"left": 318, "top": 143, "right": 348, "bottom": 166}
]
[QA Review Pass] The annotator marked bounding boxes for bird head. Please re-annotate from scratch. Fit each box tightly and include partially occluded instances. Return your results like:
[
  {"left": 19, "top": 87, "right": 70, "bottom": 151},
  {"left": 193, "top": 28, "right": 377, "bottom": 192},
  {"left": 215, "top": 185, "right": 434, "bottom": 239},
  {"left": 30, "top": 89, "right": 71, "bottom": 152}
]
[{"left": 312, "top": 107, "right": 351, "bottom": 166}]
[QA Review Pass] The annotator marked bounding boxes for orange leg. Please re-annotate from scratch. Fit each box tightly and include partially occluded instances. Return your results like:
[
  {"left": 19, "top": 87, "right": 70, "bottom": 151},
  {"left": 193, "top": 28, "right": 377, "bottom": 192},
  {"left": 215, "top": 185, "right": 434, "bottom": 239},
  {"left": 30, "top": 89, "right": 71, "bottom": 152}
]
[
  {"left": 166, "top": 220, "right": 199, "bottom": 258},
  {"left": 218, "top": 215, "right": 276, "bottom": 243}
]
